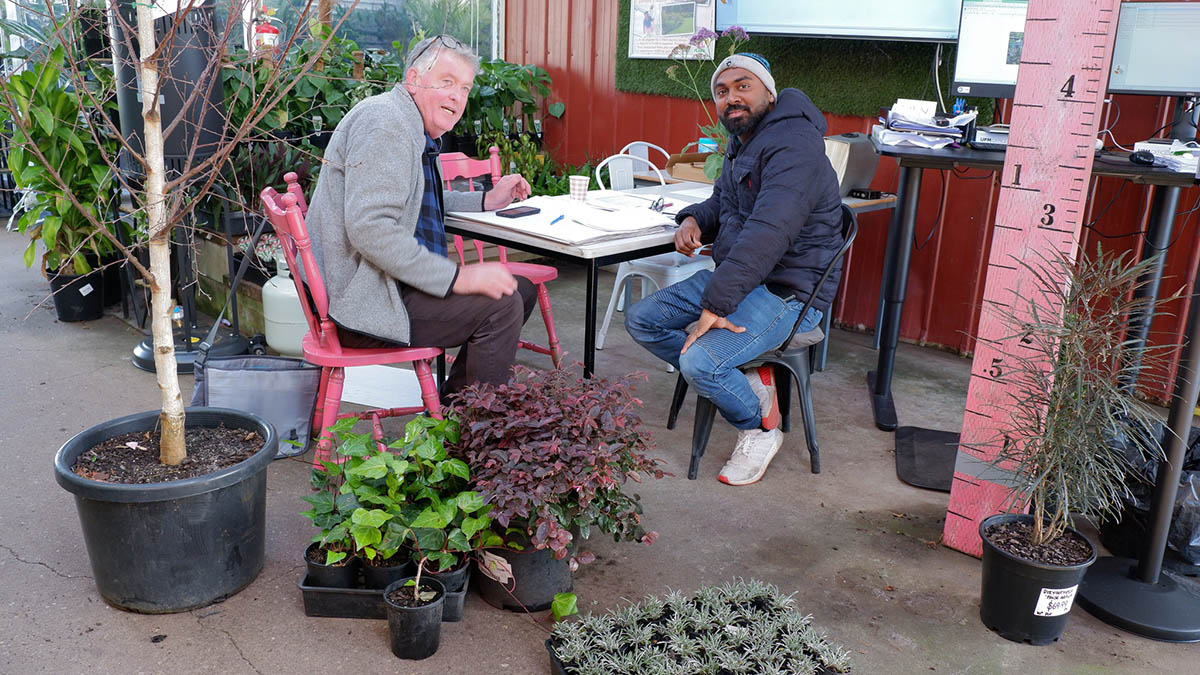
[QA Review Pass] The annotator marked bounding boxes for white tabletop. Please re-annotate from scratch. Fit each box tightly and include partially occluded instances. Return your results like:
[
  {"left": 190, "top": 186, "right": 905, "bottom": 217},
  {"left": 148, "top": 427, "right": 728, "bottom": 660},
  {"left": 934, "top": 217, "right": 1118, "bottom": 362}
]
[{"left": 445, "top": 182, "right": 693, "bottom": 261}]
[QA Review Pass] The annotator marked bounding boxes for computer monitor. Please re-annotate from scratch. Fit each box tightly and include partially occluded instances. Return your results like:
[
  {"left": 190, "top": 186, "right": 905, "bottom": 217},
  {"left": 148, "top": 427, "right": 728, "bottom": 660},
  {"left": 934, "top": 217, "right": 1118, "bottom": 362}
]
[
  {"left": 951, "top": 0, "right": 1029, "bottom": 99},
  {"left": 1108, "top": 2, "right": 1200, "bottom": 97}
]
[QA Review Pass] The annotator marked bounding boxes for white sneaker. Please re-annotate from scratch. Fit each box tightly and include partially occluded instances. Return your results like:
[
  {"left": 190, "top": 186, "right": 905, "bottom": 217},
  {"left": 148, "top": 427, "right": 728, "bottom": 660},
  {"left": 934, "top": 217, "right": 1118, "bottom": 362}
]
[
  {"left": 719, "top": 428, "right": 783, "bottom": 486},
  {"left": 745, "top": 366, "right": 781, "bottom": 431}
]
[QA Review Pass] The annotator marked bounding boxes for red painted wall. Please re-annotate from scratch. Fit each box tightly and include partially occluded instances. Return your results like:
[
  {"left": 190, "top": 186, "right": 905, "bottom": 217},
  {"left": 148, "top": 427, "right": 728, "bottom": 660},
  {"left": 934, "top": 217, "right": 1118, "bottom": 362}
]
[{"left": 506, "top": 1, "right": 1200, "bottom": 402}]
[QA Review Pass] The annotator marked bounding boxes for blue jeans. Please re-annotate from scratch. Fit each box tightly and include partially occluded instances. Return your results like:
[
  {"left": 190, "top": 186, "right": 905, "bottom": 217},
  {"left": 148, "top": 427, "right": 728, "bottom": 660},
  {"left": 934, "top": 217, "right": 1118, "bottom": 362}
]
[{"left": 624, "top": 269, "right": 821, "bottom": 430}]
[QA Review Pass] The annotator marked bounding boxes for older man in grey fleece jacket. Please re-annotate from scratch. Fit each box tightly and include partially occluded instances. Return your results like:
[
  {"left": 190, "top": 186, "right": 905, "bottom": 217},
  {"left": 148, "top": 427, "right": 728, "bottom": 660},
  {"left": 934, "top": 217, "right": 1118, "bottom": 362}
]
[{"left": 306, "top": 35, "right": 536, "bottom": 394}]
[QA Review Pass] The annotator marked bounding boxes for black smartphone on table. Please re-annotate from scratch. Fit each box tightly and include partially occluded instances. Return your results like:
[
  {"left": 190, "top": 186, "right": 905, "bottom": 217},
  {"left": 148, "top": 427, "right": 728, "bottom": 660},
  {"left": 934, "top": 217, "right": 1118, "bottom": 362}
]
[{"left": 496, "top": 206, "right": 540, "bottom": 218}]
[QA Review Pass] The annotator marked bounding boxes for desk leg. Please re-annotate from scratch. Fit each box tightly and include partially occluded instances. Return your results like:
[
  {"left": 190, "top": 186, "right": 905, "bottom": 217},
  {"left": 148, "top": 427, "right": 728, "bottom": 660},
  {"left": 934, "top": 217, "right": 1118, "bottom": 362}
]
[
  {"left": 1124, "top": 185, "right": 1180, "bottom": 388},
  {"left": 873, "top": 186, "right": 906, "bottom": 351},
  {"left": 584, "top": 261, "right": 599, "bottom": 378},
  {"left": 869, "top": 166, "right": 922, "bottom": 431}
]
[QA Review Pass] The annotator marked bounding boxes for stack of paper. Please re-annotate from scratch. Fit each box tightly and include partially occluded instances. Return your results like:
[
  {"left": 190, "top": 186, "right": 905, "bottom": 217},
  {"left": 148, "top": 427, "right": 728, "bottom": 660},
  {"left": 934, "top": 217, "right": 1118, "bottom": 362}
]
[
  {"left": 875, "top": 98, "right": 977, "bottom": 148},
  {"left": 476, "top": 195, "right": 675, "bottom": 245}
]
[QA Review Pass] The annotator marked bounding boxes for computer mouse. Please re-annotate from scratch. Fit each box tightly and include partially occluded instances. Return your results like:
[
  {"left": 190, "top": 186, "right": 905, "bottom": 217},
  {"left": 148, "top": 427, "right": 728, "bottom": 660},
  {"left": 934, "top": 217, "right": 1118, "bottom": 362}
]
[{"left": 1129, "top": 150, "right": 1156, "bottom": 166}]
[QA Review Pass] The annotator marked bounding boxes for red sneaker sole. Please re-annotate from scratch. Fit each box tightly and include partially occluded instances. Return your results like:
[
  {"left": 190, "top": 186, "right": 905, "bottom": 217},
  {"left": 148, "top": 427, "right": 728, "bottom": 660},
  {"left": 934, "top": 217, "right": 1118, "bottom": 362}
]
[{"left": 758, "top": 365, "right": 781, "bottom": 431}]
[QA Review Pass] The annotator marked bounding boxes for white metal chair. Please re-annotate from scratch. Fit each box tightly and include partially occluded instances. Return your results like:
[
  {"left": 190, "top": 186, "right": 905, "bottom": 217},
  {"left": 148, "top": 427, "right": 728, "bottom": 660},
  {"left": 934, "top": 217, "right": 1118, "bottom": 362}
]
[
  {"left": 593, "top": 148, "right": 714, "bottom": 371},
  {"left": 619, "top": 140, "right": 671, "bottom": 168},
  {"left": 592, "top": 153, "right": 667, "bottom": 191}
]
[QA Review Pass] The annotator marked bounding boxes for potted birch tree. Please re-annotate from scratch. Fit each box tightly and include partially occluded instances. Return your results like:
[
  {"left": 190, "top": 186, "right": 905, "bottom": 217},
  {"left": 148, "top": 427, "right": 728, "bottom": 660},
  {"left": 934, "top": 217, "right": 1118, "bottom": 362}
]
[{"left": 0, "top": 0, "right": 354, "bottom": 611}]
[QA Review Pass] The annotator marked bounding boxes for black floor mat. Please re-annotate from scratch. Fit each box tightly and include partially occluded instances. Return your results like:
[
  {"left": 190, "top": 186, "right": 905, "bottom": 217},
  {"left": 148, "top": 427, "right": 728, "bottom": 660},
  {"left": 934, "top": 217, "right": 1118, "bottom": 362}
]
[{"left": 894, "top": 426, "right": 960, "bottom": 492}]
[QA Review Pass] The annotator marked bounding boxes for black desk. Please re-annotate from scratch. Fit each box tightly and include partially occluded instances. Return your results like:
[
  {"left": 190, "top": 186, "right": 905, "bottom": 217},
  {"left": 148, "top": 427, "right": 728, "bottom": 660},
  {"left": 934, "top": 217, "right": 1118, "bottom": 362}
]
[{"left": 868, "top": 141, "right": 1199, "bottom": 431}]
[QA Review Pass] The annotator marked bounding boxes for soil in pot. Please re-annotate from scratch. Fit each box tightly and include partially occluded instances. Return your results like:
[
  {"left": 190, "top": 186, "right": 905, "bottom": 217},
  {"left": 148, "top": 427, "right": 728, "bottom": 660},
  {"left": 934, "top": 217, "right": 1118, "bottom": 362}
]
[
  {"left": 71, "top": 425, "right": 262, "bottom": 483},
  {"left": 304, "top": 542, "right": 359, "bottom": 588},
  {"left": 384, "top": 577, "right": 444, "bottom": 660},
  {"left": 984, "top": 519, "right": 1093, "bottom": 566}
]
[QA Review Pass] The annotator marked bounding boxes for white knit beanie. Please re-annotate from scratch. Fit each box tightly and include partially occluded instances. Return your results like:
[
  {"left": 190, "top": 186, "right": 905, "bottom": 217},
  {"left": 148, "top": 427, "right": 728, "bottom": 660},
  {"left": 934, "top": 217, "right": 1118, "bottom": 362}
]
[{"left": 710, "top": 53, "right": 777, "bottom": 99}]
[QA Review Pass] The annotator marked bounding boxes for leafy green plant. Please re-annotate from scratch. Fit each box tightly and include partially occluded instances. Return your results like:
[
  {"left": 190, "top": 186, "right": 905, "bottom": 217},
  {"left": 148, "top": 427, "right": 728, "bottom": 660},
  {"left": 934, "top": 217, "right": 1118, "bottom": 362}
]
[
  {"left": 977, "top": 247, "right": 1177, "bottom": 547},
  {"left": 303, "top": 415, "right": 500, "bottom": 570},
  {"left": 386, "top": 416, "right": 500, "bottom": 573},
  {"left": 448, "top": 365, "right": 669, "bottom": 563},
  {"left": 549, "top": 580, "right": 852, "bottom": 674},
  {"left": 0, "top": 45, "right": 118, "bottom": 273},
  {"left": 455, "top": 58, "right": 564, "bottom": 139},
  {"left": 303, "top": 417, "right": 408, "bottom": 564}
]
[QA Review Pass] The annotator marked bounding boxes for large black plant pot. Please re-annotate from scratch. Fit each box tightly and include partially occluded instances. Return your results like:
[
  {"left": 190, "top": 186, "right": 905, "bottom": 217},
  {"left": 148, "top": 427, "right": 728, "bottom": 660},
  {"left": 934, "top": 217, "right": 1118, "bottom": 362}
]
[
  {"left": 979, "top": 513, "right": 1098, "bottom": 645},
  {"left": 476, "top": 546, "right": 572, "bottom": 613},
  {"left": 54, "top": 408, "right": 277, "bottom": 613}
]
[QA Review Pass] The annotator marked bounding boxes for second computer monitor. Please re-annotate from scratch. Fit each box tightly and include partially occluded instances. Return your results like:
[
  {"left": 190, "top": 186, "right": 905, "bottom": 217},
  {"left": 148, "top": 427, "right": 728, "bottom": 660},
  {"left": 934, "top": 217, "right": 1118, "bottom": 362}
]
[
  {"left": 1109, "top": 1, "right": 1200, "bottom": 97},
  {"left": 951, "top": 0, "right": 1028, "bottom": 100}
]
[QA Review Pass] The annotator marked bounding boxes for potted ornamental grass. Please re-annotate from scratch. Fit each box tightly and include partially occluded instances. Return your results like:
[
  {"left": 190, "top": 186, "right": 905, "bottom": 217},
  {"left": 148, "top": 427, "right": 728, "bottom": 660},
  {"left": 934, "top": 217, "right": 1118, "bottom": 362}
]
[
  {"left": 547, "top": 579, "right": 852, "bottom": 674},
  {"left": 448, "top": 365, "right": 669, "bottom": 612},
  {"left": 971, "top": 247, "right": 1177, "bottom": 644}
]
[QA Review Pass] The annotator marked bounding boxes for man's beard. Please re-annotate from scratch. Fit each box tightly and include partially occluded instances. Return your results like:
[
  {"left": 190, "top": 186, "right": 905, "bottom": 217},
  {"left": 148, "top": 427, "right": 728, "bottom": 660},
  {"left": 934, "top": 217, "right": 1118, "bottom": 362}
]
[{"left": 720, "top": 103, "right": 768, "bottom": 137}]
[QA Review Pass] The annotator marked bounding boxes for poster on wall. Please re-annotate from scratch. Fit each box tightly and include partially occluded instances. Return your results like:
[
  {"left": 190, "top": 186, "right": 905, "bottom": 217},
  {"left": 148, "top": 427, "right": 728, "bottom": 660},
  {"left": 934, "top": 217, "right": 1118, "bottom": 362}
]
[{"left": 628, "top": 0, "right": 716, "bottom": 59}]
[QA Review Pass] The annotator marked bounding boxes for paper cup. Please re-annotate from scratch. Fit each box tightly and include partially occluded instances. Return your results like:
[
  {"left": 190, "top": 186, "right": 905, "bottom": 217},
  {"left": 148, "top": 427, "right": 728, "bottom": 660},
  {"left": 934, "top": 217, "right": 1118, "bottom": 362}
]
[{"left": 569, "top": 175, "right": 589, "bottom": 201}]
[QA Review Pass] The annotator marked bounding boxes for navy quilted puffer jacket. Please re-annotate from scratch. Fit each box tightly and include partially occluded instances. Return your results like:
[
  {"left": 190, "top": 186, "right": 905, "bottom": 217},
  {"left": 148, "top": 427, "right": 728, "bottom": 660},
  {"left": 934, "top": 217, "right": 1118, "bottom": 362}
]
[{"left": 676, "top": 88, "right": 844, "bottom": 317}]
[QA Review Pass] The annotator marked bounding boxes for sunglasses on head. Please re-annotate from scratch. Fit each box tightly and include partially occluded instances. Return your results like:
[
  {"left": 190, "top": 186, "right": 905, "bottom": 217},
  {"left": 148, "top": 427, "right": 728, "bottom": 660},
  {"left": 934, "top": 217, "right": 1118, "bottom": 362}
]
[{"left": 410, "top": 35, "right": 467, "bottom": 71}]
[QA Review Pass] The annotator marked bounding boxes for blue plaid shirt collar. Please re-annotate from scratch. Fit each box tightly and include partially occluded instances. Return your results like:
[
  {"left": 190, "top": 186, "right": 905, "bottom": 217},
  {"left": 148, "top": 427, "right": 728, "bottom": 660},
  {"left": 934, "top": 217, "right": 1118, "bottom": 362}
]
[{"left": 414, "top": 133, "right": 446, "bottom": 257}]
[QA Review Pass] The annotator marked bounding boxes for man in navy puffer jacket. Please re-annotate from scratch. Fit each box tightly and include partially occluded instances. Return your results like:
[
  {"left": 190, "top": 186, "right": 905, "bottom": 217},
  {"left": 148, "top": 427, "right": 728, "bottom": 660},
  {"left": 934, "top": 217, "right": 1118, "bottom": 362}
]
[{"left": 626, "top": 53, "right": 843, "bottom": 486}]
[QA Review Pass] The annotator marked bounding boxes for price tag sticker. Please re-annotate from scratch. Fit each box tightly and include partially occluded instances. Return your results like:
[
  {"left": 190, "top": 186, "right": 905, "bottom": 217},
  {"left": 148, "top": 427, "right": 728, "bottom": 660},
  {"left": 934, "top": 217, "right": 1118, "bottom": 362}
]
[{"left": 1033, "top": 585, "right": 1078, "bottom": 617}]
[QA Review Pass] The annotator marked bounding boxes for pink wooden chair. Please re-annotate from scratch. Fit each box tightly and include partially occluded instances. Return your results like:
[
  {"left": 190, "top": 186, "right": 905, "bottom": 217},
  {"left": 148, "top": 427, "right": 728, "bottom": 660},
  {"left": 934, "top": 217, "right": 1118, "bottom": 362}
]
[
  {"left": 439, "top": 146, "right": 563, "bottom": 368},
  {"left": 260, "top": 173, "right": 443, "bottom": 467}
]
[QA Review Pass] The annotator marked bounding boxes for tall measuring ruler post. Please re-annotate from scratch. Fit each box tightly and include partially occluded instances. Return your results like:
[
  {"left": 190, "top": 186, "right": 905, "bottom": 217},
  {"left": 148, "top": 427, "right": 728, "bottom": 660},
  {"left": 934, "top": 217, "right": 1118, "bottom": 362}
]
[{"left": 943, "top": 0, "right": 1120, "bottom": 557}]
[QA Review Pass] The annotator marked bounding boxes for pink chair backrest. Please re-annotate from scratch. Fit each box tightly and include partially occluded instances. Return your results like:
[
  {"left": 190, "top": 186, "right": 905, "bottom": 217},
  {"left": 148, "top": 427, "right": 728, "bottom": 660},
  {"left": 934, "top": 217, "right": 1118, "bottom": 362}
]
[
  {"left": 438, "top": 146, "right": 503, "bottom": 265},
  {"left": 259, "top": 183, "right": 340, "bottom": 354},
  {"left": 284, "top": 171, "right": 309, "bottom": 215}
]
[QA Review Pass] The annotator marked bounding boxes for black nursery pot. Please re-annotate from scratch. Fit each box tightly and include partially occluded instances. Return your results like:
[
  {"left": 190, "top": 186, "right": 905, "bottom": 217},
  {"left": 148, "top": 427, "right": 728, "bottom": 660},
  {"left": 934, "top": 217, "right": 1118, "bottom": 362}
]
[
  {"left": 362, "top": 556, "right": 415, "bottom": 589},
  {"left": 304, "top": 542, "right": 360, "bottom": 589},
  {"left": 979, "top": 513, "right": 1098, "bottom": 645},
  {"left": 47, "top": 267, "right": 106, "bottom": 322},
  {"left": 54, "top": 408, "right": 277, "bottom": 613},
  {"left": 476, "top": 546, "right": 572, "bottom": 613},
  {"left": 383, "top": 577, "right": 445, "bottom": 660}
]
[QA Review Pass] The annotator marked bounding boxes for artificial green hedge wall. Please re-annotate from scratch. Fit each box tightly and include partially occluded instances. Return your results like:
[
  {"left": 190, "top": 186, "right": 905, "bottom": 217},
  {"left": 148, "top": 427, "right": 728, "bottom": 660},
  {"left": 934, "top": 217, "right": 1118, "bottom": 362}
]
[{"left": 615, "top": 0, "right": 993, "bottom": 122}]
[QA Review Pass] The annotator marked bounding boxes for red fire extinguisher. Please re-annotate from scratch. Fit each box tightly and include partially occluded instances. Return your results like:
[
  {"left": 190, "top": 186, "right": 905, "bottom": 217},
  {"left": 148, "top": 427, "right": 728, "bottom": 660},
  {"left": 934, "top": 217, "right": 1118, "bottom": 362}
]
[{"left": 252, "top": 13, "right": 281, "bottom": 59}]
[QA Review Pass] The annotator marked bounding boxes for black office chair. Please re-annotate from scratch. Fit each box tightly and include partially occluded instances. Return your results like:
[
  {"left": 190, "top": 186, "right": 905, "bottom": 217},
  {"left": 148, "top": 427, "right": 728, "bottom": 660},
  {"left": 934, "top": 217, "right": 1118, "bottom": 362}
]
[{"left": 666, "top": 203, "right": 858, "bottom": 479}]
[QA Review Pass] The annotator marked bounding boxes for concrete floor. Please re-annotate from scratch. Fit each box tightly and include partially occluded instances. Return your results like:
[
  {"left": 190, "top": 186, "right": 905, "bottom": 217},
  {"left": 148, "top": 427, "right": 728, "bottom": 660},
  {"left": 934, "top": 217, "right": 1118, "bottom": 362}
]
[{"left": 1, "top": 228, "right": 1196, "bottom": 674}]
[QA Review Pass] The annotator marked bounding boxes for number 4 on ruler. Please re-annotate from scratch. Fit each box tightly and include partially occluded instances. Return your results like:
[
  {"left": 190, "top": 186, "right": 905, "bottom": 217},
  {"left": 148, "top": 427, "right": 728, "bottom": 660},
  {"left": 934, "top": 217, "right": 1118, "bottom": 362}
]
[{"left": 943, "top": 0, "right": 1121, "bottom": 558}]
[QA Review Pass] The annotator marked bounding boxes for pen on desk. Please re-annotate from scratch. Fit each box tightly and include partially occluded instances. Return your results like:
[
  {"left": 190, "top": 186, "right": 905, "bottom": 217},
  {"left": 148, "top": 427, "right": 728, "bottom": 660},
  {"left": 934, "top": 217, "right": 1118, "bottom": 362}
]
[{"left": 550, "top": 214, "right": 564, "bottom": 225}]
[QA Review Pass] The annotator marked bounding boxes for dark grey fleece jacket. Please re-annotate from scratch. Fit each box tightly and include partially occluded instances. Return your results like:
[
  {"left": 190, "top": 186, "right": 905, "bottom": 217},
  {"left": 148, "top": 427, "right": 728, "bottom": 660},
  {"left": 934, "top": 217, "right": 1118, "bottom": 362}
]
[
  {"left": 676, "top": 88, "right": 844, "bottom": 317},
  {"left": 305, "top": 86, "right": 484, "bottom": 345}
]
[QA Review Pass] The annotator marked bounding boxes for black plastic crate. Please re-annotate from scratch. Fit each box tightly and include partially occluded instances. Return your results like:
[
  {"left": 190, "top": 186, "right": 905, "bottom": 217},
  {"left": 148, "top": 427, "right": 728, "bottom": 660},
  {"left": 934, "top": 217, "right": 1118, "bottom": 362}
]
[{"left": 299, "top": 574, "right": 468, "bottom": 621}]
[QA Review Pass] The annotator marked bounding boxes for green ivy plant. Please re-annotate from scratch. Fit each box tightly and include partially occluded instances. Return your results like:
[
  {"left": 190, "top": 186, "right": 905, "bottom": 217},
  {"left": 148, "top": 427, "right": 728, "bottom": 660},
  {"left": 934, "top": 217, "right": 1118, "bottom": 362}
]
[
  {"left": 386, "top": 416, "right": 501, "bottom": 573},
  {"left": 0, "top": 45, "right": 118, "bottom": 274}
]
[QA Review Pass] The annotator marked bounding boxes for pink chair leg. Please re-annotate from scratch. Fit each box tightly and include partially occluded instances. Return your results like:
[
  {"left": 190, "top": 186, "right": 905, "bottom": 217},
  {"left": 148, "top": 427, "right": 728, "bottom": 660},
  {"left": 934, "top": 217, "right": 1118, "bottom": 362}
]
[
  {"left": 536, "top": 283, "right": 563, "bottom": 368},
  {"left": 413, "top": 358, "right": 442, "bottom": 418},
  {"left": 312, "top": 366, "right": 331, "bottom": 439},
  {"left": 369, "top": 411, "right": 386, "bottom": 453},
  {"left": 313, "top": 366, "right": 346, "bottom": 468}
]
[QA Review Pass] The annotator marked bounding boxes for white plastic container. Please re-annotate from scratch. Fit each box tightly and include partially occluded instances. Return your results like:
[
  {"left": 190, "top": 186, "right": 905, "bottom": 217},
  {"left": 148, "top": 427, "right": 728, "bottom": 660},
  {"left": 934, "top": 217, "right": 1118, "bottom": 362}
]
[{"left": 262, "top": 258, "right": 307, "bottom": 357}]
